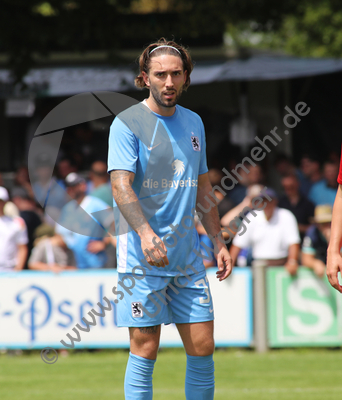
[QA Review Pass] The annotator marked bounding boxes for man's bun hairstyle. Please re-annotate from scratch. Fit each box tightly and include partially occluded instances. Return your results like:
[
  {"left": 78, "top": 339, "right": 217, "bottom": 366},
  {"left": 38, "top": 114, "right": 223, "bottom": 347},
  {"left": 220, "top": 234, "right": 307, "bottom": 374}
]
[{"left": 135, "top": 38, "right": 193, "bottom": 91}]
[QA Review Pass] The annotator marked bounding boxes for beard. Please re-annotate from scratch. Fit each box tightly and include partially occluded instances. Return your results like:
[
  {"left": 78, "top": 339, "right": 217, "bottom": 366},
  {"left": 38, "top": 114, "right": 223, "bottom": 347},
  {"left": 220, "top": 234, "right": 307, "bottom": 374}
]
[{"left": 150, "top": 85, "right": 183, "bottom": 108}]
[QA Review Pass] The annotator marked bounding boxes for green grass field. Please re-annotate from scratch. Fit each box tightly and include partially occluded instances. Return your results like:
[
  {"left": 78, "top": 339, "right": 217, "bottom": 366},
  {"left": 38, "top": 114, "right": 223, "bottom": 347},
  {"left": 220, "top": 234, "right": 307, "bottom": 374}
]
[{"left": 1, "top": 348, "right": 342, "bottom": 400}]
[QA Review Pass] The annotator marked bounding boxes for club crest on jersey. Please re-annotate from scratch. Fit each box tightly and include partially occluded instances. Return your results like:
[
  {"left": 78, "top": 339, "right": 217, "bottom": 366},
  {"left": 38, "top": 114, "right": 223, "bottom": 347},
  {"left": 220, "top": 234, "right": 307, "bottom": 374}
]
[
  {"left": 131, "top": 302, "right": 143, "bottom": 318},
  {"left": 191, "top": 136, "right": 200, "bottom": 151}
]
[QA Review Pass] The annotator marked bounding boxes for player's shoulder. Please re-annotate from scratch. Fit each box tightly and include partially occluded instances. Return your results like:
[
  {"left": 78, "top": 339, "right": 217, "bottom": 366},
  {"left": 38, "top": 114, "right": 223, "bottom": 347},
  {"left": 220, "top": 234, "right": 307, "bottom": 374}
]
[{"left": 177, "top": 105, "right": 203, "bottom": 124}]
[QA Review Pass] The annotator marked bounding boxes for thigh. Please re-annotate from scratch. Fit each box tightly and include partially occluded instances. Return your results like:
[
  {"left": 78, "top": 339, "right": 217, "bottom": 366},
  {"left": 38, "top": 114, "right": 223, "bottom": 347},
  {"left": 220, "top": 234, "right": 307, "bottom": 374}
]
[
  {"left": 117, "top": 273, "right": 172, "bottom": 328},
  {"left": 129, "top": 325, "right": 161, "bottom": 360},
  {"left": 167, "top": 269, "right": 214, "bottom": 324},
  {"left": 176, "top": 320, "right": 214, "bottom": 356}
]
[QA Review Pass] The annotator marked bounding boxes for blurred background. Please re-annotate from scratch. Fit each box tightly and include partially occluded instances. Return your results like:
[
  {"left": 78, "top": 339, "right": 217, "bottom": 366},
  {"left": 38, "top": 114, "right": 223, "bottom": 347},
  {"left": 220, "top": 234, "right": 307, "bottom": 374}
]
[
  {"left": 1, "top": 3, "right": 342, "bottom": 399},
  {"left": 0, "top": 0, "right": 341, "bottom": 174}
]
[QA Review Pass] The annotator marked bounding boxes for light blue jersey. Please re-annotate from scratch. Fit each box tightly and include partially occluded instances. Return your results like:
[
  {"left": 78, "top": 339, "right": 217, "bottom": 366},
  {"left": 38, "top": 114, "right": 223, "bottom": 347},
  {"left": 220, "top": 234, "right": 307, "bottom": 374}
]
[{"left": 108, "top": 102, "right": 208, "bottom": 277}]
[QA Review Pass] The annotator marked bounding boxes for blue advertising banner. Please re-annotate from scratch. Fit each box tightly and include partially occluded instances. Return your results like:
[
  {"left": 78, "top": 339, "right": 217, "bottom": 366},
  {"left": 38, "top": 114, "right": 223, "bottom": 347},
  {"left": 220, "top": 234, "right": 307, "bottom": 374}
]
[{"left": 0, "top": 268, "right": 252, "bottom": 349}]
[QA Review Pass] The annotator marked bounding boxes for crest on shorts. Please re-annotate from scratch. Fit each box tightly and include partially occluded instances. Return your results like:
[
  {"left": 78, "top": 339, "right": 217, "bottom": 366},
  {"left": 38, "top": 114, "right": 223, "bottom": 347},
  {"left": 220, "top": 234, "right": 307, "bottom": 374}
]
[
  {"left": 191, "top": 136, "right": 200, "bottom": 151},
  {"left": 131, "top": 302, "right": 143, "bottom": 318}
]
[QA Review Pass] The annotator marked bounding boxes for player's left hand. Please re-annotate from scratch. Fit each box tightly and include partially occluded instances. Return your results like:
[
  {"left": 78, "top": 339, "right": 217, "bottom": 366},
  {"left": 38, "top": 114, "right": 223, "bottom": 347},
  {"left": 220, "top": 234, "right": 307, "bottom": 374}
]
[
  {"left": 87, "top": 240, "right": 106, "bottom": 253},
  {"left": 216, "top": 244, "right": 233, "bottom": 281}
]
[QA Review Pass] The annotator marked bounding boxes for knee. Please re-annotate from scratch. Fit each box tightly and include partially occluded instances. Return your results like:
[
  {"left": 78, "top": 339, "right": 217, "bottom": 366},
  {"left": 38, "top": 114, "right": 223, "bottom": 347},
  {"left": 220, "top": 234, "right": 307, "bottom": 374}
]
[
  {"left": 200, "top": 338, "right": 215, "bottom": 356},
  {"left": 190, "top": 338, "right": 215, "bottom": 357},
  {"left": 130, "top": 326, "right": 160, "bottom": 359},
  {"left": 136, "top": 337, "right": 159, "bottom": 356}
]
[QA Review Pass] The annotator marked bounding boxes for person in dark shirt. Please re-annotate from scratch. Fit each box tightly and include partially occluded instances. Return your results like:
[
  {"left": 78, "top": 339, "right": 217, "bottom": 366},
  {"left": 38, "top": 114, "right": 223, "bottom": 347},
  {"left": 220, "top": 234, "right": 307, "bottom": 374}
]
[
  {"left": 278, "top": 174, "right": 315, "bottom": 242},
  {"left": 302, "top": 204, "right": 332, "bottom": 277},
  {"left": 11, "top": 187, "right": 42, "bottom": 268}
]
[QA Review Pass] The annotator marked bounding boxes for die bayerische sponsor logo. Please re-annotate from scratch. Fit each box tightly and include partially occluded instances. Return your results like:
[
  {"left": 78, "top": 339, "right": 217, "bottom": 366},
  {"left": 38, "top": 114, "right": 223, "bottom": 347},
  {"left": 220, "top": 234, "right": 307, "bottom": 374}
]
[{"left": 143, "top": 159, "right": 198, "bottom": 189}]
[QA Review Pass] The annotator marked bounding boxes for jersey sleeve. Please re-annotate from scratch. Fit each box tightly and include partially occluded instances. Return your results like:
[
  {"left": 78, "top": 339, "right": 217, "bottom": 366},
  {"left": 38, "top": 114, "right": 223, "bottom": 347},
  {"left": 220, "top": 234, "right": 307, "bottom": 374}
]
[
  {"left": 199, "top": 119, "right": 208, "bottom": 175},
  {"left": 107, "top": 116, "right": 139, "bottom": 174},
  {"left": 338, "top": 145, "right": 342, "bottom": 185}
]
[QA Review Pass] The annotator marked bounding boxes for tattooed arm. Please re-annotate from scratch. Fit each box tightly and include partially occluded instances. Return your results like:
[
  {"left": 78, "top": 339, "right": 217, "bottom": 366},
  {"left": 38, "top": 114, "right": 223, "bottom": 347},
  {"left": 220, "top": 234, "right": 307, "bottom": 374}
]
[{"left": 110, "top": 170, "right": 168, "bottom": 267}]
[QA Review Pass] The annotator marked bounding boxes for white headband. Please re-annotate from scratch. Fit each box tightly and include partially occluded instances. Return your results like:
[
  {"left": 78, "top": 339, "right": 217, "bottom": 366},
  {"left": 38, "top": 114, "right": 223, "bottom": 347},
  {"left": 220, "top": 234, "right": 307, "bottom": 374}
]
[{"left": 149, "top": 45, "right": 181, "bottom": 56}]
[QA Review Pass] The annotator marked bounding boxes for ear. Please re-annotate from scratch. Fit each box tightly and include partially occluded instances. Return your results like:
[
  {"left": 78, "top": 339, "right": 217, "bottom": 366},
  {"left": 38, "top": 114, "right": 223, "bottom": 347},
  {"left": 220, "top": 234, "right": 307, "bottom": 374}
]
[
  {"left": 142, "top": 71, "right": 150, "bottom": 87},
  {"left": 183, "top": 70, "right": 187, "bottom": 84}
]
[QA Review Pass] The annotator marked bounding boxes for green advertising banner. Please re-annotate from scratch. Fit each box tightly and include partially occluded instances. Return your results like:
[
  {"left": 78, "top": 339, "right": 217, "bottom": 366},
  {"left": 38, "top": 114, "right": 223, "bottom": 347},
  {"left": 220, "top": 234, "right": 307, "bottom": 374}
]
[{"left": 267, "top": 267, "right": 342, "bottom": 347}]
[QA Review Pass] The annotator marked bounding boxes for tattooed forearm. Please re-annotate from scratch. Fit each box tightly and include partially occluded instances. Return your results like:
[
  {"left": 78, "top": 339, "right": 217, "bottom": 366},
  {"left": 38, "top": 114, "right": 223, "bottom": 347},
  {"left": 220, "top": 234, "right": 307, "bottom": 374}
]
[
  {"left": 110, "top": 170, "right": 151, "bottom": 236},
  {"left": 139, "top": 326, "right": 159, "bottom": 334}
]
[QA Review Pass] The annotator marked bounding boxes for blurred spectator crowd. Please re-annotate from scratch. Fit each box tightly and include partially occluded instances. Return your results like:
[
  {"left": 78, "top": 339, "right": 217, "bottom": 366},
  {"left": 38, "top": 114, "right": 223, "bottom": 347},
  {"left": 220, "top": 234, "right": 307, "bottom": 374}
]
[
  {"left": 0, "top": 158, "right": 116, "bottom": 273},
  {"left": 0, "top": 149, "right": 340, "bottom": 278}
]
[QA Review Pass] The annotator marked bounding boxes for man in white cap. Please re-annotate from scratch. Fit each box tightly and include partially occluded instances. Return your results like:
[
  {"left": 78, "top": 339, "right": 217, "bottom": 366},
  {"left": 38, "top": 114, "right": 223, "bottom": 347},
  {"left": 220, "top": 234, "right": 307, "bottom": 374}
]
[
  {"left": 0, "top": 187, "right": 28, "bottom": 271},
  {"left": 229, "top": 188, "right": 301, "bottom": 275}
]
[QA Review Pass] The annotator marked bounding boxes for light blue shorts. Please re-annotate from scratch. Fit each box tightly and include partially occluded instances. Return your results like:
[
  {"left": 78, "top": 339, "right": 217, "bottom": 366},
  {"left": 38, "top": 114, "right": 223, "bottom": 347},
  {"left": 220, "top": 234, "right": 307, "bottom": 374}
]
[{"left": 116, "top": 268, "right": 214, "bottom": 327}]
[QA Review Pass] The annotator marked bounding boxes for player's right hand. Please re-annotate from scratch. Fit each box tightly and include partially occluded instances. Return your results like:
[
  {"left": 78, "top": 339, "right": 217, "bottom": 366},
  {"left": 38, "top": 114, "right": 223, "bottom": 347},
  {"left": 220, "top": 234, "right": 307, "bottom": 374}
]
[
  {"left": 326, "top": 251, "right": 342, "bottom": 293},
  {"left": 141, "top": 231, "right": 169, "bottom": 267}
]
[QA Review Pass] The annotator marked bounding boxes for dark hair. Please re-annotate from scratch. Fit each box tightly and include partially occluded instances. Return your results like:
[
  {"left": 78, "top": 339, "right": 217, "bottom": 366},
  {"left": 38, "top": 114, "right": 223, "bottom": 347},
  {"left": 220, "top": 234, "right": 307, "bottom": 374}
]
[{"left": 135, "top": 38, "right": 193, "bottom": 91}]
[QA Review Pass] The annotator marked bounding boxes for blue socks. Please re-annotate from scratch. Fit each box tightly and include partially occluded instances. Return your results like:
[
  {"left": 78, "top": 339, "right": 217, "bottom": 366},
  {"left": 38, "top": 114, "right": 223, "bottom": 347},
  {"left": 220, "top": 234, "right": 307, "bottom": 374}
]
[
  {"left": 124, "top": 352, "right": 156, "bottom": 400},
  {"left": 185, "top": 354, "right": 215, "bottom": 400},
  {"left": 124, "top": 352, "right": 215, "bottom": 400}
]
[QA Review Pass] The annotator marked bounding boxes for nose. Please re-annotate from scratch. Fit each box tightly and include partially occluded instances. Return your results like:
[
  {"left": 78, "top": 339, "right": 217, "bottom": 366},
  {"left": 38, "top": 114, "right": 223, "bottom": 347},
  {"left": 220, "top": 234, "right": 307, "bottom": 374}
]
[{"left": 165, "top": 74, "right": 174, "bottom": 87}]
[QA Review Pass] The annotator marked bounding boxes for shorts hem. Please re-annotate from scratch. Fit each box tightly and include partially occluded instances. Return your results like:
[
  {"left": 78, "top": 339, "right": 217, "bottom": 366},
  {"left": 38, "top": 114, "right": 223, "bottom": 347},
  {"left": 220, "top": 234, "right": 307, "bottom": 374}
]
[
  {"left": 116, "top": 320, "right": 172, "bottom": 328},
  {"left": 172, "top": 316, "right": 214, "bottom": 324}
]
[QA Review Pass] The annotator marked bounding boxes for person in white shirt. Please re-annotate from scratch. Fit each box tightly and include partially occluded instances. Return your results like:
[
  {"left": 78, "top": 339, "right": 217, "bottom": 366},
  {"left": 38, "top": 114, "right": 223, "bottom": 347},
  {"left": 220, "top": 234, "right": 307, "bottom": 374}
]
[
  {"left": 229, "top": 188, "right": 300, "bottom": 275},
  {"left": 0, "top": 187, "right": 28, "bottom": 271}
]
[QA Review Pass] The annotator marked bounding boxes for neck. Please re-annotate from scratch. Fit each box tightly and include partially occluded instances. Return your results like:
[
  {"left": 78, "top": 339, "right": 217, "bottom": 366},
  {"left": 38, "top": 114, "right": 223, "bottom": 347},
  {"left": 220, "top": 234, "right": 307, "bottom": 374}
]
[
  {"left": 145, "top": 97, "right": 176, "bottom": 117},
  {"left": 288, "top": 193, "right": 300, "bottom": 204},
  {"left": 93, "top": 180, "right": 106, "bottom": 188},
  {"left": 75, "top": 194, "right": 86, "bottom": 205},
  {"left": 311, "top": 171, "right": 322, "bottom": 182}
]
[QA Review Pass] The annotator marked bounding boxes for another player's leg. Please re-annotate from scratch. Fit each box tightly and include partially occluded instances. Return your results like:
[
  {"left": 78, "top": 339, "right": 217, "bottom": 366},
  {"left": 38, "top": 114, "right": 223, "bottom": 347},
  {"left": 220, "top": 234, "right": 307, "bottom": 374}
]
[
  {"left": 124, "top": 326, "right": 161, "bottom": 400},
  {"left": 177, "top": 321, "right": 215, "bottom": 400}
]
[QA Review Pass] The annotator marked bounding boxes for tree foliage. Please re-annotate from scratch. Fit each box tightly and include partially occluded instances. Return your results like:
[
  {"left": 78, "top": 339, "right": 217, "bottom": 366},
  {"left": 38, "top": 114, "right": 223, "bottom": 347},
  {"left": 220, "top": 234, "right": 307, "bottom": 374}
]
[{"left": 1, "top": 0, "right": 341, "bottom": 85}]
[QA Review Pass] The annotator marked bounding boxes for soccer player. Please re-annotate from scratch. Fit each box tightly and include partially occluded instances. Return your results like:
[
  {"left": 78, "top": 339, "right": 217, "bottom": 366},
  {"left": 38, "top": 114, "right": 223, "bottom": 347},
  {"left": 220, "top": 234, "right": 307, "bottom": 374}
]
[
  {"left": 327, "top": 146, "right": 342, "bottom": 292},
  {"left": 108, "top": 38, "right": 232, "bottom": 400}
]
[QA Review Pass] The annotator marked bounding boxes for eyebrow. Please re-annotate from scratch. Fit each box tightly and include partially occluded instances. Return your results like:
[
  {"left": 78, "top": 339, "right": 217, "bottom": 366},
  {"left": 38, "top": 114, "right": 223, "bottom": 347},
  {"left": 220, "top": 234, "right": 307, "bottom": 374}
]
[{"left": 153, "top": 69, "right": 183, "bottom": 73}]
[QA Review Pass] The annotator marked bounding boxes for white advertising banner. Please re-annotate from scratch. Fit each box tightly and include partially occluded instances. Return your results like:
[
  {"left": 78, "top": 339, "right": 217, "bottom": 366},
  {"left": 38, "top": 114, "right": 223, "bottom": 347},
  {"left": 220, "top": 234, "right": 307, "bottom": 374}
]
[{"left": 0, "top": 268, "right": 252, "bottom": 349}]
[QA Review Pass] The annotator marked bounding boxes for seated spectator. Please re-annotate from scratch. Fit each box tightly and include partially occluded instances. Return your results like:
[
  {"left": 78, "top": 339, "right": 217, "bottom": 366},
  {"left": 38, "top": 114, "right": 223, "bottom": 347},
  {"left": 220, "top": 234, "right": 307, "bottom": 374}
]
[
  {"left": 28, "top": 224, "right": 76, "bottom": 273},
  {"left": 208, "top": 168, "right": 234, "bottom": 219},
  {"left": 229, "top": 188, "right": 300, "bottom": 275},
  {"left": 273, "top": 153, "right": 297, "bottom": 195},
  {"left": 227, "top": 164, "right": 264, "bottom": 206},
  {"left": 55, "top": 158, "right": 77, "bottom": 187},
  {"left": 89, "top": 160, "right": 113, "bottom": 206},
  {"left": 0, "top": 187, "right": 28, "bottom": 271},
  {"left": 32, "top": 153, "right": 67, "bottom": 209},
  {"left": 11, "top": 187, "right": 42, "bottom": 268},
  {"left": 298, "top": 154, "right": 323, "bottom": 196},
  {"left": 302, "top": 205, "right": 333, "bottom": 278},
  {"left": 309, "top": 161, "right": 339, "bottom": 206},
  {"left": 14, "top": 165, "right": 35, "bottom": 200},
  {"left": 56, "top": 173, "right": 115, "bottom": 269},
  {"left": 278, "top": 174, "right": 315, "bottom": 242},
  {"left": 221, "top": 184, "right": 263, "bottom": 228},
  {"left": 196, "top": 217, "right": 216, "bottom": 269}
]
